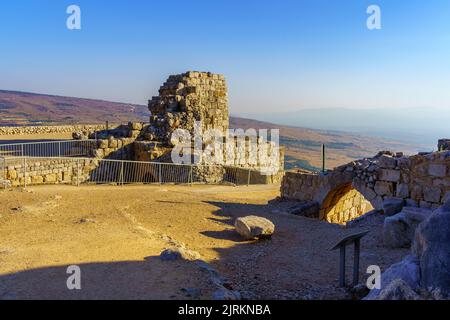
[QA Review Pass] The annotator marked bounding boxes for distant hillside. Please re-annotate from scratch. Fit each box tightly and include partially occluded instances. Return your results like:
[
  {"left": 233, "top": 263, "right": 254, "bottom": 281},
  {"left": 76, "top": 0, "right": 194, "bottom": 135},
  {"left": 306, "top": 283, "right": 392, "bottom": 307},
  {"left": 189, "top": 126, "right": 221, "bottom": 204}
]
[
  {"left": 0, "top": 90, "right": 428, "bottom": 170},
  {"left": 0, "top": 90, "right": 148, "bottom": 125},
  {"left": 230, "top": 116, "right": 428, "bottom": 170}
]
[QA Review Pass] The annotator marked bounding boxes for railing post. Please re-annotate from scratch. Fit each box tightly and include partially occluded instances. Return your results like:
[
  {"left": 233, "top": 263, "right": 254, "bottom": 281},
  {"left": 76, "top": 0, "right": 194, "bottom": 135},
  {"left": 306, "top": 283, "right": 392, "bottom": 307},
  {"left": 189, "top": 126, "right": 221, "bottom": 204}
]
[
  {"left": 58, "top": 141, "right": 61, "bottom": 157},
  {"left": 247, "top": 169, "right": 251, "bottom": 186},
  {"left": 23, "top": 157, "right": 27, "bottom": 189},
  {"left": 77, "top": 159, "right": 80, "bottom": 187},
  {"left": 189, "top": 165, "right": 193, "bottom": 186},
  {"left": 21, "top": 144, "right": 24, "bottom": 157},
  {"left": 321, "top": 144, "right": 327, "bottom": 174},
  {"left": 159, "top": 163, "right": 162, "bottom": 185},
  {"left": 120, "top": 161, "right": 124, "bottom": 186}
]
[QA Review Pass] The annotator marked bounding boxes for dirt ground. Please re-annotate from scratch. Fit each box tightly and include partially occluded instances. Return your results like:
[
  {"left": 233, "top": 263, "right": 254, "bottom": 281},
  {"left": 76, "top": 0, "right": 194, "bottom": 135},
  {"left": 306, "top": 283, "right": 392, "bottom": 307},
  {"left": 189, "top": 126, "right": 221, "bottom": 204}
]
[
  {"left": 0, "top": 184, "right": 408, "bottom": 300},
  {"left": 0, "top": 133, "right": 73, "bottom": 144}
]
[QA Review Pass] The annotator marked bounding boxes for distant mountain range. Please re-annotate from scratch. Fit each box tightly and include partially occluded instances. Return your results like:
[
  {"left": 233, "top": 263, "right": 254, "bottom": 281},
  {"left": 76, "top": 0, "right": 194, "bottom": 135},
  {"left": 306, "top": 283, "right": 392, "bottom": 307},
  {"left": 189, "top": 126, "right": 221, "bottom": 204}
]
[
  {"left": 0, "top": 90, "right": 148, "bottom": 125},
  {"left": 0, "top": 89, "right": 431, "bottom": 170}
]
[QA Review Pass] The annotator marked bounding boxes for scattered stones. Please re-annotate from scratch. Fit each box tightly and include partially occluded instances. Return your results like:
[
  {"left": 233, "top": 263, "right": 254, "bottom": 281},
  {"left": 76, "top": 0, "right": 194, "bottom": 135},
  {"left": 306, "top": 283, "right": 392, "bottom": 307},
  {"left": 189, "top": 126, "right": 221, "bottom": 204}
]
[
  {"left": 377, "top": 279, "right": 421, "bottom": 300},
  {"left": 367, "top": 200, "right": 450, "bottom": 300},
  {"left": 235, "top": 216, "right": 275, "bottom": 240},
  {"left": 78, "top": 218, "right": 97, "bottom": 224},
  {"left": 364, "top": 255, "right": 421, "bottom": 300}
]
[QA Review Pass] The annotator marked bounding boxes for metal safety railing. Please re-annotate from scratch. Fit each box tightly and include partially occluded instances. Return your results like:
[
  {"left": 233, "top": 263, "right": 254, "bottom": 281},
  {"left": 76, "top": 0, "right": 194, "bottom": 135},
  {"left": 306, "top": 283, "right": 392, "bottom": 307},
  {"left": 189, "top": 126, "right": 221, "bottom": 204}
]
[
  {"left": 0, "top": 140, "right": 97, "bottom": 158},
  {"left": 1, "top": 156, "right": 273, "bottom": 188}
]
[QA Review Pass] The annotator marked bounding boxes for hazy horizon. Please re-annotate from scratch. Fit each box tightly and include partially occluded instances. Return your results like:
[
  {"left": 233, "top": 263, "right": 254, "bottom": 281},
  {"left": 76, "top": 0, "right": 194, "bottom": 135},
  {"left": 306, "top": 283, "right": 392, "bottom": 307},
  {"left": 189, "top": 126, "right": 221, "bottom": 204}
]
[{"left": 0, "top": 87, "right": 446, "bottom": 147}]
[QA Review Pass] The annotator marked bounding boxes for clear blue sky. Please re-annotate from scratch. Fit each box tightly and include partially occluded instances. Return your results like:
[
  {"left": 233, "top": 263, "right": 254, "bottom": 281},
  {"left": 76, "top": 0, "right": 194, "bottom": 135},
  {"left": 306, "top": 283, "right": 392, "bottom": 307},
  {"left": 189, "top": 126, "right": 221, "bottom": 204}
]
[{"left": 1, "top": 0, "right": 450, "bottom": 116}]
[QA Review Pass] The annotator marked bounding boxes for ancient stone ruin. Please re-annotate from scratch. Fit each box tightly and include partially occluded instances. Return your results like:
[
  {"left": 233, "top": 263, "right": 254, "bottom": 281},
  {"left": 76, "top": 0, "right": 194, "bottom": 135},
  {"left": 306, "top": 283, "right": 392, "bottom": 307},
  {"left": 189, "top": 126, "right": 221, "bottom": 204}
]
[
  {"left": 147, "top": 71, "right": 229, "bottom": 144},
  {"left": 2, "top": 71, "right": 284, "bottom": 187},
  {"left": 282, "top": 148, "right": 450, "bottom": 225},
  {"left": 80, "top": 71, "right": 283, "bottom": 183}
]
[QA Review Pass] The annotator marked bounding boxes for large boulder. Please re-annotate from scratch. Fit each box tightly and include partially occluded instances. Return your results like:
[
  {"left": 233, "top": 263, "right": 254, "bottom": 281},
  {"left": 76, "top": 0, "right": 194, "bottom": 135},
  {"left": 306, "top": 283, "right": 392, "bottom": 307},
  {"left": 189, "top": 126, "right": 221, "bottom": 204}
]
[
  {"left": 412, "top": 204, "right": 450, "bottom": 297},
  {"left": 383, "top": 207, "right": 430, "bottom": 248},
  {"left": 364, "top": 255, "right": 420, "bottom": 300},
  {"left": 235, "top": 216, "right": 275, "bottom": 240}
]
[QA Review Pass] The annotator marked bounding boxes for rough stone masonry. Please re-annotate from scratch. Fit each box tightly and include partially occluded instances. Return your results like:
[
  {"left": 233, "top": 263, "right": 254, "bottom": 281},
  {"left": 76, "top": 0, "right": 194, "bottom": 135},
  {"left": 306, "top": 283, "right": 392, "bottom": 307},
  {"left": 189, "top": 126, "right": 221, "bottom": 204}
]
[
  {"left": 3, "top": 71, "right": 284, "bottom": 187},
  {"left": 147, "top": 71, "right": 229, "bottom": 143},
  {"left": 73, "top": 71, "right": 284, "bottom": 183},
  {"left": 281, "top": 147, "right": 450, "bottom": 225}
]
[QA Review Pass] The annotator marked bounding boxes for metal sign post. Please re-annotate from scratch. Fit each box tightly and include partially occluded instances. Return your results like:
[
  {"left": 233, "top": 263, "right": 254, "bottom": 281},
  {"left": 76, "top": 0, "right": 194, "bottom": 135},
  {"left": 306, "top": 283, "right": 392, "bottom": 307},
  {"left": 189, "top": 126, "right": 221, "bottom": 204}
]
[{"left": 330, "top": 230, "right": 369, "bottom": 287}]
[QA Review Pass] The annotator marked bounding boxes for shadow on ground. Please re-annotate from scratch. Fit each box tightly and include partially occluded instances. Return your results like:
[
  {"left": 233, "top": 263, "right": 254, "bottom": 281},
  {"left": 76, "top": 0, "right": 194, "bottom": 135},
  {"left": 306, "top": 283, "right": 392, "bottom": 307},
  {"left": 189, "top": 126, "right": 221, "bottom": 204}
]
[
  {"left": 0, "top": 196, "right": 408, "bottom": 300},
  {"left": 0, "top": 256, "right": 216, "bottom": 300}
]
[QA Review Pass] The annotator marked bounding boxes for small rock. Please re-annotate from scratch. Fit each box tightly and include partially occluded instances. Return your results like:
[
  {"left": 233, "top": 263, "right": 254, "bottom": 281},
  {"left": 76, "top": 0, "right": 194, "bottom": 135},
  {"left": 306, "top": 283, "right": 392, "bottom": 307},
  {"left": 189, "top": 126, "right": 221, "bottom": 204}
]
[
  {"left": 160, "top": 247, "right": 200, "bottom": 261},
  {"left": 160, "top": 248, "right": 183, "bottom": 261},
  {"left": 78, "top": 218, "right": 96, "bottom": 224}
]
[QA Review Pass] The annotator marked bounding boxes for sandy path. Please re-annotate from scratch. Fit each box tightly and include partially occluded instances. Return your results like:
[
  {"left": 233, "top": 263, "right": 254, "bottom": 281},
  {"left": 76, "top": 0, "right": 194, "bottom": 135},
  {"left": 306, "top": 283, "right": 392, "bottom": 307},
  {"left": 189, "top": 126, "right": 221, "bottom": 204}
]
[{"left": 0, "top": 184, "right": 408, "bottom": 300}]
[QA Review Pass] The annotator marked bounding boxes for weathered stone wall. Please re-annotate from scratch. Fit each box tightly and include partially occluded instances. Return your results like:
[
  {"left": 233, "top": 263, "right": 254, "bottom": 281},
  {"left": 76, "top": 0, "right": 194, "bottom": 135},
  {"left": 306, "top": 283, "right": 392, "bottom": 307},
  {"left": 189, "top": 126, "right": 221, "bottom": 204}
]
[
  {"left": 90, "top": 137, "right": 136, "bottom": 160},
  {"left": 0, "top": 124, "right": 119, "bottom": 136},
  {"left": 38, "top": 71, "right": 284, "bottom": 185},
  {"left": 4, "top": 158, "right": 98, "bottom": 187},
  {"left": 281, "top": 148, "right": 450, "bottom": 223},
  {"left": 147, "top": 71, "right": 229, "bottom": 143}
]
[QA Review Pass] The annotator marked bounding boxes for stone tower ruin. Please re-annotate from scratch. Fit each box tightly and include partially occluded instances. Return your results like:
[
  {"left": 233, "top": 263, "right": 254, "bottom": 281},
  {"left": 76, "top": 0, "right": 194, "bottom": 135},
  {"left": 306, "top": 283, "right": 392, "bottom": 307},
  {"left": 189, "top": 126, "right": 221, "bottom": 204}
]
[
  {"left": 147, "top": 71, "right": 229, "bottom": 143},
  {"left": 71, "top": 71, "right": 284, "bottom": 184}
]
